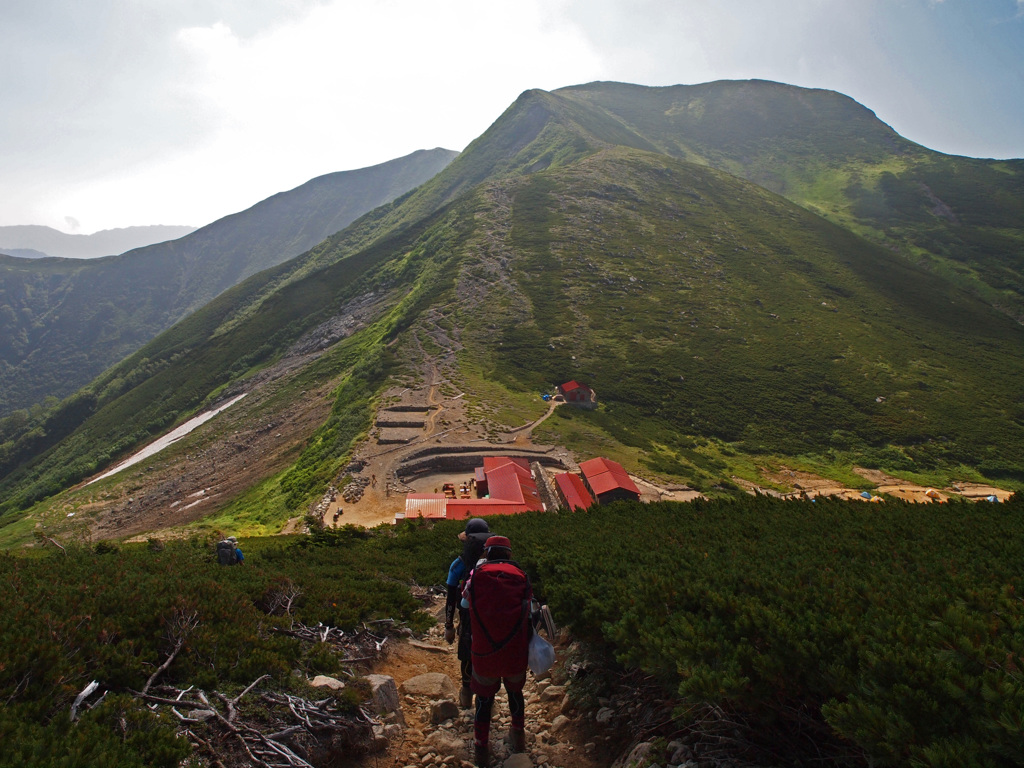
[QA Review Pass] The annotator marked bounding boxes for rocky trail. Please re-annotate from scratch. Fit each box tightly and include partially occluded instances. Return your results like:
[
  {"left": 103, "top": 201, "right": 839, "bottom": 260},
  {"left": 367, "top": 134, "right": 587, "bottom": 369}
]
[{"left": 352, "top": 595, "right": 700, "bottom": 768}]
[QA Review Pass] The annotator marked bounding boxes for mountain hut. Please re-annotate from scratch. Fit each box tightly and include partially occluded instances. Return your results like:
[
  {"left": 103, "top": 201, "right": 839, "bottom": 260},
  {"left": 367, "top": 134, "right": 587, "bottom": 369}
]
[
  {"left": 557, "top": 380, "right": 597, "bottom": 409},
  {"left": 578, "top": 456, "right": 641, "bottom": 504}
]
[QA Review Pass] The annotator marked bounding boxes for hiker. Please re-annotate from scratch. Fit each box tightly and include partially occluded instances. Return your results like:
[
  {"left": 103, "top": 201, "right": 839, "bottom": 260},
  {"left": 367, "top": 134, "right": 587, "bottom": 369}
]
[
  {"left": 444, "top": 518, "right": 491, "bottom": 708},
  {"left": 461, "top": 535, "right": 532, "bottom": 766},
  {"left": 216, "top": 536, "right": 244, "bottom": 565}
]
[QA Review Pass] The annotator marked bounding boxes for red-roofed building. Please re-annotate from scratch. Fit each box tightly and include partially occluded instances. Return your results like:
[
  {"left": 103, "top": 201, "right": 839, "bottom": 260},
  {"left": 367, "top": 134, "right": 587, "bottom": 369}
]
[
  {"left": 557, "top": 380, "right": 597, "bottom": 409},
  {"left": 554, "top": 472, "right": 594, "bottom": 511},
  {"left": 578, "top": 457, "right": 641, "bottom": 504},
  {"left": 400, "top": 456, "right": 546, "bottom": 522},
  {"left": 403, "top": 493, "right": 448, "bottom": 519}
]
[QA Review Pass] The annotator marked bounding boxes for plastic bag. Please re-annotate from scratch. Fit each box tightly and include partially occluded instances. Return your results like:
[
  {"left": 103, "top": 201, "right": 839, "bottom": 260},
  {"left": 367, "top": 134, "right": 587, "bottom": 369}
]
[{"left": 528, "top": 632, "right": 555, "bottom": 675}]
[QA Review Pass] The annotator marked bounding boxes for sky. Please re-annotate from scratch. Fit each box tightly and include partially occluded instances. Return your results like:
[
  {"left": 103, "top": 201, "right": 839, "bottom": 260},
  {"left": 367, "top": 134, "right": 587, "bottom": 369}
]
[{"left": 2, "top": 0, "right": 1022, "bottom": 234}]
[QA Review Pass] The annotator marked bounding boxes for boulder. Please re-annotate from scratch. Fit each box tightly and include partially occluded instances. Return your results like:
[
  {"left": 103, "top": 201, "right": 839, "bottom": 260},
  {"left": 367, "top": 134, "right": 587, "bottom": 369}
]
[
  {"left": 612, "top": 741, "right": 653, "bottom": 768},
  {"left": 365, "top": 674, "right": 405, "bottom": 725},
  {"left": 549, "top": 715, "right": 570, "bottom": 735},
  {"left": 430, "top": 698, "right": 461, "bottom": 724},
  {"left": 539, "top": 684, "right": 565, "bottom": 702},
  {"left": 400, "top": 672, "right": 457, "bottom": 699},
  {"left": 310, "top": 675, "right": 346, "bottom": 691},
  {"left": 503, "top": 754, "right": 533, "bottom": 768}
]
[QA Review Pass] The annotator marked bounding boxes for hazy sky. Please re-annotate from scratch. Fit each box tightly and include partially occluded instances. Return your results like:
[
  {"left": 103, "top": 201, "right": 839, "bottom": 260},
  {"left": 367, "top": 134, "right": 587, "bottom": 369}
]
[{"left": 3, "top": 0, "right": 1022, "bottom": 233}]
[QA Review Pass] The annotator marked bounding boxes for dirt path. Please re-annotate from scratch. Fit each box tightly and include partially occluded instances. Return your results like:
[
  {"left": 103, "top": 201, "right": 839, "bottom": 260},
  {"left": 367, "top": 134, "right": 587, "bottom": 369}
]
[{"left": 360, "top": 597, "right": 613, "bottom": 768}]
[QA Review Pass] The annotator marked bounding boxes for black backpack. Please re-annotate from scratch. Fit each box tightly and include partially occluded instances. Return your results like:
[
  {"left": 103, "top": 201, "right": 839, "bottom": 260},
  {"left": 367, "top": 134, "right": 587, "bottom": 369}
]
[
  {"left": 459, "top": 531, "right": 490, "bottom": 580},
  {"left": 216, "top": 540, "right": 238, "bottom": 565}
]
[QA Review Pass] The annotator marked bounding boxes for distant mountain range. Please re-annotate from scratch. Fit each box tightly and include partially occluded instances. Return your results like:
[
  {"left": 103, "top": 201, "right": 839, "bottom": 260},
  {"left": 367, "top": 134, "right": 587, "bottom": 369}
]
[
  {"left": 0, "top": 148, "right": 458, "bottom": 415},
  {"left": 0, "top": 225, "right": 197, "bottom": 259},
  {"left": 0, "top": 79, "right": 1021, "bottom": 528}
]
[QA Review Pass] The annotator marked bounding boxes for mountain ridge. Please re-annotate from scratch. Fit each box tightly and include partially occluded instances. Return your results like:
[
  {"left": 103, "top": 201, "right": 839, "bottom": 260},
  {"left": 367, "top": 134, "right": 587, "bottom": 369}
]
[
  {"left": 0, "top": 147, "right": 458, "bottom": 415},
  {"left": 0, "top": 78, "right": 1021, "bottom": 537},
  {"left": 0, "top": 224, "right": 198, "bottom": 259}
]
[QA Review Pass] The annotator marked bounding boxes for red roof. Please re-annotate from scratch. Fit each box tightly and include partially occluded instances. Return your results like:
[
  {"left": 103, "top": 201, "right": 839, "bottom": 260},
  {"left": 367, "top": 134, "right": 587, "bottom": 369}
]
[
  {"left": 445, "top": 499, "right": 531, "bottom": 520},
  {"left": 486, "top": 462, "right": 542, "bottom": 510},
  {"left": 579, "top": 457, "right": 640, "bottom": 497},
  {"left": 554, "top": 473, "right": 593, "bottom": 511},
  {"left": 559, "top": 380, "right": 592, "bottom": 394},
  {"left": 483, "top": 456, "right": 530, "bottom": 472}
]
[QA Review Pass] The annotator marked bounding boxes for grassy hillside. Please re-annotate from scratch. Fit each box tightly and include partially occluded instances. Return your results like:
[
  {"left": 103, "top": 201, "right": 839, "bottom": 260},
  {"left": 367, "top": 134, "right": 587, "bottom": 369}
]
[
  {"left": 465, "top": 149, "right": 1024, "bottom": 485},
  {"left": 555, "top": 81, "right": 1024, "bottom": 322},
  {"left": 0, "top": 148, "right": 457, "bottom": 416}
]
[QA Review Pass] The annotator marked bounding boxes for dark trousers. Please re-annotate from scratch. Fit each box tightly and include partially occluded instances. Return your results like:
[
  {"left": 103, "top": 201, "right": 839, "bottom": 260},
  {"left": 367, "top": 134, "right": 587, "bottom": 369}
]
[
  {"left": 471, "top": 669, "right": 526, "bottom": 748},
  {"left": 457, "top": 606, "right": 473, "bottom": 686}
]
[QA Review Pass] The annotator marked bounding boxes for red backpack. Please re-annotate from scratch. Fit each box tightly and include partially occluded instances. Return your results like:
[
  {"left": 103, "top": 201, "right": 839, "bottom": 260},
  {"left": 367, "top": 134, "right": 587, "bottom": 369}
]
[{"left": 465, "top": 560, "right": 532, "bottom": 678}]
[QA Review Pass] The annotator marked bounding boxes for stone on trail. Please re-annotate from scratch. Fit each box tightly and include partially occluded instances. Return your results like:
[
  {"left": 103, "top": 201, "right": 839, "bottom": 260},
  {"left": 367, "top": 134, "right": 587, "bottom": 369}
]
[
  {"left": 401, "top": 672, "right": 457, "bottom": 698},
  {"left": 549, "top": 714, "right": 570, "bottom": 734},
  {"left": 430, "top": 698, "right": 461, "bottom": 724},
  {"left": 365, "top": 674, "right": 404, "bottom": 723},
  {"left": 425, "top": 728, "right": 468, "bottom": 762},
  {"left": 539, "top": 684, "right": 565, "bottom": 701},
  {"left": 503, "top": 754, "right": 533, "bottom": 768}
]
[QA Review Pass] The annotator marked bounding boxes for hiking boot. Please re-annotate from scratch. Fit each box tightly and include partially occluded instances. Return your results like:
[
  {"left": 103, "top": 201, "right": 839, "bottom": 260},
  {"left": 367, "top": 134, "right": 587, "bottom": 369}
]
[
  {"left": 460, "top": 684, "right": 473, "bottom": 709},
  {"left": 474, "top": 743, "right": 489, "bottom": 767},
  {"left": 509, "top": 728, "right": 526, "bottom": 753}
]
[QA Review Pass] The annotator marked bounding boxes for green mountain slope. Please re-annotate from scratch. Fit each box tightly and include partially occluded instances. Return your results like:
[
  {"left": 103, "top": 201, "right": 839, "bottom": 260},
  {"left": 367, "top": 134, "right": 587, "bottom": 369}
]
[
  {"left": 1, "top": 80, "right": 1021, "bottom": 530},
  {"left": 554, "top": 80, "right": 1024, "bottom": 321},
  {"left": 0, "top": 148, "right": 457, "bottom": 416},
  {"left": 473, "top": 148, "right": 1024, "bottom": 480}
]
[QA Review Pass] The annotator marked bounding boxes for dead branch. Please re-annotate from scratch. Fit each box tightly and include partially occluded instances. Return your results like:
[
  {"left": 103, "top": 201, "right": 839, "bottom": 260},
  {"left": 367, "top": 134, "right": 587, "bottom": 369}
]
[
  {"left": 142, "top": 609, "right": 199, "bottom": 694},
  {"left": 39, "top": 535, "right": 67, "bottom": 556},
  {"left": 134, "top": 677, "right": 375, "bottom": 767},
  {"left": 70, "top": 680, "right": 100, "bottom": 721}
]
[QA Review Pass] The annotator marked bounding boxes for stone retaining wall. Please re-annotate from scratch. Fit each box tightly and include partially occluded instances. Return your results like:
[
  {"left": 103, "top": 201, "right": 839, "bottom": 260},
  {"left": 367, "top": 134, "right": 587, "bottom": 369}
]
[
  {"left": 375, "top": 419, "right": 426, "bottom": 428},
  {"left": 396, "top": 451, "right": 568, "bottom": 480}
]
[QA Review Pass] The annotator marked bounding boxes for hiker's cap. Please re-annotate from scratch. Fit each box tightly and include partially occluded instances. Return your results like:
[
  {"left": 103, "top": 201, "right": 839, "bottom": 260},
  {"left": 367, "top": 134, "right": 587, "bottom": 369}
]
[
  {"left": 227, "top": 536, "right": 237, "bottom": 543},
  {"left": 484, "top": 535, "right": 511, "bottom": 551},
  {"left": 465, "top": 518, "right": 490, "bottom": 535}
]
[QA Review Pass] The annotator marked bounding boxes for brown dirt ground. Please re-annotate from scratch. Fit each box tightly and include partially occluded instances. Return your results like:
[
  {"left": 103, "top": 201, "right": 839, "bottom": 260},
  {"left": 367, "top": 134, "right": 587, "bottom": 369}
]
[
  {"left": 734, "top": 466, "right": 1013, "bottom": 505},
  {"left": 78, "top": 368, "right": 336, "bottom": 540}
]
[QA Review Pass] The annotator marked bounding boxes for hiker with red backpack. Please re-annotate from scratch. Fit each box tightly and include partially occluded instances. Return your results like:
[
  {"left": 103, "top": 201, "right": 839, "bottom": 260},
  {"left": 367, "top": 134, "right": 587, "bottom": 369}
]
[
  {"left": 444, "top": 518, "right": 492, "bottom": 708},
  {"left": 461, "top": 535, "right": 532, "bottom": 766}
]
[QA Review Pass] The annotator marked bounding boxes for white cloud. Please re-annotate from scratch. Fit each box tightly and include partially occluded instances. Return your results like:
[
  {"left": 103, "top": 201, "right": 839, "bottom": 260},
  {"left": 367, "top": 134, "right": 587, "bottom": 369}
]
[
  {"left": 16, "top": 0, "right": 604, "bottom": 230},
  {"left": 2, "top": 0, "right": 1022, "bottom": 231}
]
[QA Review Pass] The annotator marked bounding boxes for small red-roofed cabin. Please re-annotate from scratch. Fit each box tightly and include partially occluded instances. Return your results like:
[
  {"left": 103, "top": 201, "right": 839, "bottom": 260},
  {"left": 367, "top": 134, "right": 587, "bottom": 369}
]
[
  {"left": 554, "top": 472, "right": 594, "bottom": 511},
  {"left": 557, "top": 380, "right": 597, "bottom": 409},
  {"left": 578, "top": 457, "right": 641, "bottom": 504}
]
